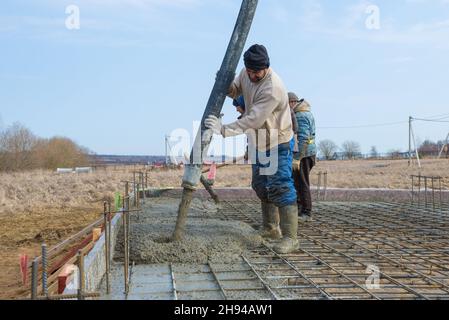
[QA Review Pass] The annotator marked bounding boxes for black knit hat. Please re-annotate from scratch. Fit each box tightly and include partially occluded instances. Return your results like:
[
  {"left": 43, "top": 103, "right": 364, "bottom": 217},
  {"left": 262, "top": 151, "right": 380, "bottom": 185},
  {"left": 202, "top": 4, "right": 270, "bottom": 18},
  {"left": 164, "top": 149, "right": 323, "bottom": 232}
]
[{"left": 244, "top": 44, "right": 270, "bottom": 71}]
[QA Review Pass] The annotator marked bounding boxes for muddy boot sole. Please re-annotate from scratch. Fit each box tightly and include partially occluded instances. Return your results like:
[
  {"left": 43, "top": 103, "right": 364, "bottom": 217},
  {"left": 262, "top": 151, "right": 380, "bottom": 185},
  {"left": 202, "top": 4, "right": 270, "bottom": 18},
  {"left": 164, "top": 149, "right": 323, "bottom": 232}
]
[
  {"left": 260, "top": 228, "right": 282, "bottom": 240},
  {"left": 273, "top": 239, "right": 299, "bottom": 254}
]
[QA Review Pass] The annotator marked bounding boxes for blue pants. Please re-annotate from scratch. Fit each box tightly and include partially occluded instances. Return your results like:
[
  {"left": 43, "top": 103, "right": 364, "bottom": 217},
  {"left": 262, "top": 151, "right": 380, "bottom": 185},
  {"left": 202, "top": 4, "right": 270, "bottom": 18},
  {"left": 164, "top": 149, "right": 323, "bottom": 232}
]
[{"left": 251, "top": 139, "right": 297, "bottom": 208}]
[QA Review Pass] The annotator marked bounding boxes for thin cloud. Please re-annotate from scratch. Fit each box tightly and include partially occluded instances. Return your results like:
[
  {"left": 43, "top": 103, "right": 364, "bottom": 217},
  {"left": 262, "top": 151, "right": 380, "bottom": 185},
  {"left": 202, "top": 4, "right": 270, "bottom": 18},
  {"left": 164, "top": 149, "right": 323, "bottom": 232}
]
[
  {"left": 0, "top": 0, "right": 209, "bottom": 48},
  {"left": 290, "top": 0, "right": 449, "bottom": 49},
  {"left": 44, "top": 0, "right": 203, "bottom": 10}
]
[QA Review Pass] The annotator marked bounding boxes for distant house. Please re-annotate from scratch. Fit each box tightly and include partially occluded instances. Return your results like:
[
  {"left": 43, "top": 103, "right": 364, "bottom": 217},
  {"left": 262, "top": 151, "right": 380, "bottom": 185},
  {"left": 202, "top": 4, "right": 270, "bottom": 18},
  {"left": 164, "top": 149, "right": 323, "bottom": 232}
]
[
  {"left": 331, "top": 152, "right": 343, "bottom": 160},
  {"left": 331, "top": 152, "right": 363, "bottom": 160},
  {"left": 383, "top": 150, "right": 408, "bottom": 160},
  {"left": 418, "top": 144, "right": 441, "bottom": 157},
  {"left": 89, "top": 155, "right": 166, "bottom": 166}
]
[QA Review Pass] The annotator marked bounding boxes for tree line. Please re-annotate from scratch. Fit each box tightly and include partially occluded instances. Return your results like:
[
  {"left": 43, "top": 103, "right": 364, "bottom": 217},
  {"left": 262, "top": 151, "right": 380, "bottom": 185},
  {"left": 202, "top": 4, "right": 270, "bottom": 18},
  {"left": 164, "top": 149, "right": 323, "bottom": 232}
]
[
  {"left": 0, "top": 122, "right": 90, "bottom": 171},
  {"left": 317, "top": 140, "right": 361, "bottom": 160},
  {"left": 318, "top": 139, "right": 449, "bottom": 160}
]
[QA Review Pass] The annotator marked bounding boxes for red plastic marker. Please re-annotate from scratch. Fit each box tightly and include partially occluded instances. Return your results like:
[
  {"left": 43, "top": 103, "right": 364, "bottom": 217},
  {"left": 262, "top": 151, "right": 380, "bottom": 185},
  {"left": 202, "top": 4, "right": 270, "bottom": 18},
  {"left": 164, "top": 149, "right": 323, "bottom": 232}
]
[
  {"left": 20, "top": 254, "right": 28, "bottom": 286},
  {"left": 208, "top": 163, "right": 217, "bottom": 181}
]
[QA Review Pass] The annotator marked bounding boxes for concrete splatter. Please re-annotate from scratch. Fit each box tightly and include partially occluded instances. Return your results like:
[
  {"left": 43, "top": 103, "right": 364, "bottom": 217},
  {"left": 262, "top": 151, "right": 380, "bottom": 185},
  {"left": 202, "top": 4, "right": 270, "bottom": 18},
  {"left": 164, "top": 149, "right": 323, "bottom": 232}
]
[{"left": 115, "top": 197, "right": 263, "bottom": 264}]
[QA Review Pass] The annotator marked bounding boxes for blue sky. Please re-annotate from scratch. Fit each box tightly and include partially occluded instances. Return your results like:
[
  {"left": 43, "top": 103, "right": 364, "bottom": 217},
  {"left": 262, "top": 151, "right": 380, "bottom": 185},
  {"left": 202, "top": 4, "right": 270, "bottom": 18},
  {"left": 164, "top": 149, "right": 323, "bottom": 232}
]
[{"left": 1, "top": 0, "right": 449, "bottom": 156}]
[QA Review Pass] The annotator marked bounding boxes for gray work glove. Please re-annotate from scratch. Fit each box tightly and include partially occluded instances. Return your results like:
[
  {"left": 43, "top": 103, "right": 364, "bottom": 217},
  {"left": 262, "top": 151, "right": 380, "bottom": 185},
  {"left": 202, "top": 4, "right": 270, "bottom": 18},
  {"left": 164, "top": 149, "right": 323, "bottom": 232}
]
[{"left": 205, "top": 115, "right": 223, "bottom": 136}]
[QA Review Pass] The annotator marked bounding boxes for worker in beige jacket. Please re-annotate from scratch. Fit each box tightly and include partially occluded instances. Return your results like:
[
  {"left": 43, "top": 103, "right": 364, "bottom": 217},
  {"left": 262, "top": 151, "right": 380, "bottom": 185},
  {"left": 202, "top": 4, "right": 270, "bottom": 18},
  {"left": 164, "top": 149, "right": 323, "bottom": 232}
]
[{"left": 205, "top": 44, "right": 299, "bottom": 254}]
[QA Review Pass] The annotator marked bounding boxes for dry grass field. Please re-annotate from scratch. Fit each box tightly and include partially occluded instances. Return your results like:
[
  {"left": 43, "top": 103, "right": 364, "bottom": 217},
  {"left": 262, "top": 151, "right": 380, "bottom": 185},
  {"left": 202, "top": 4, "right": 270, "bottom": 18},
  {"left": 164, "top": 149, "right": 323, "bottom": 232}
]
[{"left": 1, "top": 158, "right": 448, "bottom": 299}]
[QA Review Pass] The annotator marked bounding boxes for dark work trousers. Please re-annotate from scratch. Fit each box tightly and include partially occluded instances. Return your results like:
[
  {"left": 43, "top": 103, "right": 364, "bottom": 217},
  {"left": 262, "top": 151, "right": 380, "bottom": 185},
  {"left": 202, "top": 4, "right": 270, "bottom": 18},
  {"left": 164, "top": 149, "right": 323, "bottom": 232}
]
[{"left": 292, "top": 156, "right": 316, "bottom": 212}]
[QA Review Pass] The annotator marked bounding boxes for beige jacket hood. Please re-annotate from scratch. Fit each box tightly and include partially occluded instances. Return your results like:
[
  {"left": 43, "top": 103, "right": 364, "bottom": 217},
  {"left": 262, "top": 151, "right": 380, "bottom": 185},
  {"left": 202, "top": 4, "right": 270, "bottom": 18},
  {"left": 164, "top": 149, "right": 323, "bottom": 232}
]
[{"left": 293, "top": 100, "right": 311, "bottom": 113}]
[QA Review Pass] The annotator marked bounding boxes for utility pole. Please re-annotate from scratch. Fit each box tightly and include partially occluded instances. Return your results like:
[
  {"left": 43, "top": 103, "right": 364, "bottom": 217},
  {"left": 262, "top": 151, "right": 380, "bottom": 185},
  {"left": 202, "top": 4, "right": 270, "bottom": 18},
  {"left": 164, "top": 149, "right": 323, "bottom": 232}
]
[
  {"left": 438, "top": 132, "right": 449, "bottom": 159},
  {"left": 165, "top": 135, "right": 169, "bottom": 166},
  {"left": 409, "top": 116, "right": 412, "bottom": 166},
  {"left": 410, "top": 118, "right": 421, "bottom": 168}
]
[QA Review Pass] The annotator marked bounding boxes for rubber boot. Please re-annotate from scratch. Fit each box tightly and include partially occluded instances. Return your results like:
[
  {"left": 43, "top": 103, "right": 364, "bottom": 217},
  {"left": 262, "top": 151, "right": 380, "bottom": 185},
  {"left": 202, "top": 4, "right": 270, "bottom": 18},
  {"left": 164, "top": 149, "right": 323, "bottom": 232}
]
[
  {"left": 260, "top": 201, "right": 282, "bottom": 240},
  {"left": 274, "top": 205, "right": 299, "bottom": 254},
  {"left": 298, "top": 205, "right": 308, "bottom": 223},
  {"left": 302, "top": 208, "right": 313, "bottom": 222}
]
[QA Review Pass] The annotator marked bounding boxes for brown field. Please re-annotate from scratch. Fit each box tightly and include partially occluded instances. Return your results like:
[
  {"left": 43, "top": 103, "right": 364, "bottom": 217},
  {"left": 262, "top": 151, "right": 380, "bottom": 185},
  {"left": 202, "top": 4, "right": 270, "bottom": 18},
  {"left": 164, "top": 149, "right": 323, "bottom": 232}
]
[{"left": 1, "top": 158, "right": 448, "bottom": 299}]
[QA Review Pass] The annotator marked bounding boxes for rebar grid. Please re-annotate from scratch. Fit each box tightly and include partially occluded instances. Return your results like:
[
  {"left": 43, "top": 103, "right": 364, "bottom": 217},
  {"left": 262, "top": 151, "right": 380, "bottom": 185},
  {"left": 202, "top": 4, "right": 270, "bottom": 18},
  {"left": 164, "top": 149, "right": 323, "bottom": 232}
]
[
  {"left": 316, "top": 171, "right": 328, "bottom": 201},
  {"left": 120, "top": 263, "right": 272, "bottom": 300},
  {"left": 169, "top": 264, "right": 178, "bottom": 300},
  {"left": 207, "top": 262, "right": 228, "bottom": 299},
  {"left": 205, "top": 263, "right": 273, "bottom": 300},
  {"left": 220, "top": 199, "right": 449, "bottom": 300},
  {"left": 411, "top": 175, "right": 445, "bottom": 211}
]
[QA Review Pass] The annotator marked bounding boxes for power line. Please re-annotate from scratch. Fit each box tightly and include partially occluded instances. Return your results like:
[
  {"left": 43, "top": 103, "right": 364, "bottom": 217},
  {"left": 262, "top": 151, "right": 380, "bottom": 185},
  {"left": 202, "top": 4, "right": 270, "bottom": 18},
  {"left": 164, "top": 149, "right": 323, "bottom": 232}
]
[
  {"left": 318, "top": 112, "right": 449, "bottom": 130},
  {"left": 423, "top": 113, "right": 449, "bottom": 120},
  {"left": 412, "top": 118, "right": 449, "bottom": 123},
  {"left": 412, "top": 112, "right": 449, "bottom": 122},
  {"left": 317, "top": 113, "right": 449, "bottom": 130},
  {"left": 318, "top": 120, "right": 407, "bottom": 130},
  {"left": 430, "top": 115, "right": 449, "bottom": 121}
]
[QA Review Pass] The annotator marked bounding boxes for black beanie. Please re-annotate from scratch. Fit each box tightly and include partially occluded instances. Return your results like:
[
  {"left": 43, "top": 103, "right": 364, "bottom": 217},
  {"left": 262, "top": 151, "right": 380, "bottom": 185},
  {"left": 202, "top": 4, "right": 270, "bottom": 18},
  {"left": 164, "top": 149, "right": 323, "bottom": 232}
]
[{"left": 244, "top": 44, "right": 270, "bottom": 71}]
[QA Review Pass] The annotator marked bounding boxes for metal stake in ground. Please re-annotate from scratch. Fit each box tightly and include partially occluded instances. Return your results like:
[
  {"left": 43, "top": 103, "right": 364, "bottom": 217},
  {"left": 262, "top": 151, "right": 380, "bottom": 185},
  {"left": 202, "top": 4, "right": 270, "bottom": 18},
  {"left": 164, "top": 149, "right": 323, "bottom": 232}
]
[
  {"left": 123, "top": 182, "right": 130, "bottom": 294},
  {"left": 41, "top": 243, "right": 48, "bottom": 298},
  {"left": 140, "top": 172, "right": 145, "bottom": 205},
  {"left": 317, "top": 172, "right": 322, "bottom": 201},
  {"left": 145, "top": 171, "right": 148, "bottom": 194},
  {"left": 323, "top": 172, "right": 328, "bottom": 201},
  {"left": 77, "top": 250, "right": 85, "bottom": 300},
  {"left": 133, "top": 172, "right": 137, "bottom": 207},
  {"left": 31, "top": 258, "right": 38, "bottom": 300},
  {"left": 171, "top": 0, "right": 259, "bottom": 242},
  {"left": 107, "top": 202, "right": 112, "bottom": 287},
  {"left": 418, "top": 174, "right": 421, "bottom": 206},
  {"left": 103, "top": 202, "right": 110, "bottom": 294}
]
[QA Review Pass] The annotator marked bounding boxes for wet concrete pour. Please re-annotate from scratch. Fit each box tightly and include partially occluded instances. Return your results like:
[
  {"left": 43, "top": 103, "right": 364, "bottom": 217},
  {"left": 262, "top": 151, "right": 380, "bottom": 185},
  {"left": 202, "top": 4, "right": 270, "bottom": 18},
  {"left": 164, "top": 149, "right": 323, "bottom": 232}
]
[
  {"left": 101, "top": 197, "right": 270, "bottom": 300},
  {"left": 114, "top": 198, "right": 263, "bottom": 265}
]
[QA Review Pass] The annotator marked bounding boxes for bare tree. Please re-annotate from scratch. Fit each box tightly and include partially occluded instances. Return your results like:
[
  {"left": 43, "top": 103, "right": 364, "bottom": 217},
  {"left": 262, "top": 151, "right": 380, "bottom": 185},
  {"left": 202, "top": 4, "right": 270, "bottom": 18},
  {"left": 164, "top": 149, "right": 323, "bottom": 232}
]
[
  {"left": 341, "top": 140, "right": 361, "bottom": 160},
  {"left": 418, "top": 140, "right": 439, "bottom": 158},
  {"left": 370, "top": 146, "right": 378, "bottom": 159},
  {"left": 0, "top": 122, "right": 90, "bottom": 171},
  {"left": 318, "top": 140, "right": 338, "bottom": 160},
  {"left": 33, "top": 137, "right": 89, "bottom": 170},
  {"left": 0, "top": 122, "right": 37, "bottom": 171}
]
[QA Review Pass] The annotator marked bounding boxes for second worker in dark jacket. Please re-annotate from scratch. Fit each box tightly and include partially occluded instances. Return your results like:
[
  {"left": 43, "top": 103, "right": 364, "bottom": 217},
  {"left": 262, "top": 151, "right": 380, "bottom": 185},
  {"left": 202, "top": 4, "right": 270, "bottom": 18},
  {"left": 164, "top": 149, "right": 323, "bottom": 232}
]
[{"left": 289, "top": 92, "right": 317, "bottom": 221}]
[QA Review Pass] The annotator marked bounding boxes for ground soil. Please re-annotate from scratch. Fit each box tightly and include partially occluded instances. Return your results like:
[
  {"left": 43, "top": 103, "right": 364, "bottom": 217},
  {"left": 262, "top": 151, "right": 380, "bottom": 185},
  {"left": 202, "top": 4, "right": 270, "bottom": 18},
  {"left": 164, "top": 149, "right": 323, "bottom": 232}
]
[{"left": 0, "top": 206, "right": 102, "bottom": 299}]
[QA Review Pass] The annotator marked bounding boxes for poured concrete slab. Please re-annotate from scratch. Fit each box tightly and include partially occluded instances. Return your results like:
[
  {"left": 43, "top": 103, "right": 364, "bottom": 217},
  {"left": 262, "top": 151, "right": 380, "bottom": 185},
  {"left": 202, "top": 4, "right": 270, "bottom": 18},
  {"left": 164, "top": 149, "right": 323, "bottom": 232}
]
[{"left": 97, "top": 196, "right": 449, "bottom": 300}]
